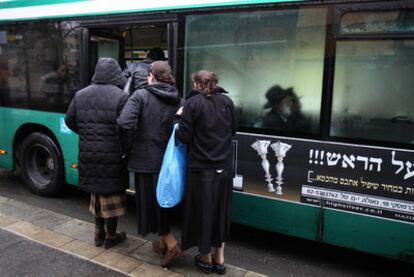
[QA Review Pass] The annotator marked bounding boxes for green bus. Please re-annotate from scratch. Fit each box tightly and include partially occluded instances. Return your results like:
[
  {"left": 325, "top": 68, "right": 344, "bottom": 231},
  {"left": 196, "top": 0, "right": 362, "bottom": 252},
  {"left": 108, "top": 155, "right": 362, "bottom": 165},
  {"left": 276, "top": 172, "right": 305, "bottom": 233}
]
[{"left": 0, "top": 0, "right": 413, "bottom": 263}]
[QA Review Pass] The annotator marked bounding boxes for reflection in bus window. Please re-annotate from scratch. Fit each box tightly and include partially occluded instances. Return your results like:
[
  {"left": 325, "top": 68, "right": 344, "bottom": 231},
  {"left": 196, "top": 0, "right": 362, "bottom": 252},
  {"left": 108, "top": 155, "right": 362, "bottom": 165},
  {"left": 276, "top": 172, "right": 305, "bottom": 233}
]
[
  {"left": 0, "top": 21, "right": 81, "bottom": 112},
  {"left": 340, "top": 9, "right": 414, "bottom": 34},
  {"left": 331, "top": 40, "right": 414, "bottom": 144},
  {"left": 184, "top": 8, "right": 327, "bottom": 135}
]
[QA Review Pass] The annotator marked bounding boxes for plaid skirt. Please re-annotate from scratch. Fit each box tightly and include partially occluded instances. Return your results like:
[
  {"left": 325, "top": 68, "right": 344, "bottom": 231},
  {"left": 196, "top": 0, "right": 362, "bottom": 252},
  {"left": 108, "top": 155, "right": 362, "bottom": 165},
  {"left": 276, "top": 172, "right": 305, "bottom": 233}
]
[{"left": 89, "top": 192, "right": 127, "bottom": 219}]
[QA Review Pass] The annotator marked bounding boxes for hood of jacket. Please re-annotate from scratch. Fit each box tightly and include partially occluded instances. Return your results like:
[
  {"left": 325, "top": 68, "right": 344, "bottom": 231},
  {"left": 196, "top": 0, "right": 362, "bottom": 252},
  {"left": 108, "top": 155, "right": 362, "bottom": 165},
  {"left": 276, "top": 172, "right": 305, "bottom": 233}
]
[
  {"left": 146, "top": 82, "right": 181, "bottom": 105},
  {"left": 92, "top": 58, "right": 127, "bottom": 88}
]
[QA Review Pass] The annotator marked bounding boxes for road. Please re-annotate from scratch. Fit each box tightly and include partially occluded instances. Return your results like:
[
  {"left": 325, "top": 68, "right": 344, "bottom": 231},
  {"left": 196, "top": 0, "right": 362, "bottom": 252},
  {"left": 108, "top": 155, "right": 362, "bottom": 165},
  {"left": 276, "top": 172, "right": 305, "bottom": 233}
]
[{"left": 0, "top": 174, "right": 412, "bottom": 277}]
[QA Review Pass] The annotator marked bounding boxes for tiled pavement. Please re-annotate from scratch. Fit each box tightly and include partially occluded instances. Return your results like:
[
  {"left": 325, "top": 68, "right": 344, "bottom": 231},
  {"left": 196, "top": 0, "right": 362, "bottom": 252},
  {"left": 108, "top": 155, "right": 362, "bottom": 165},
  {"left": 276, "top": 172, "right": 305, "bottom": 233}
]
[{"left": 0, "top": 195, "right": 268, "bottom": 277}]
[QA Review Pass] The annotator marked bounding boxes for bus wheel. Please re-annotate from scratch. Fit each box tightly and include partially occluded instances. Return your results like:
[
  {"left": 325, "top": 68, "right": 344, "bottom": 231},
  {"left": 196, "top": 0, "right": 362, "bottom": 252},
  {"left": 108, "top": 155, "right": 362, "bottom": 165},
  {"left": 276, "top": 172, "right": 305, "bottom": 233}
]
[{"left": 19, "top": 132, "right": 64, "bottom": 197}]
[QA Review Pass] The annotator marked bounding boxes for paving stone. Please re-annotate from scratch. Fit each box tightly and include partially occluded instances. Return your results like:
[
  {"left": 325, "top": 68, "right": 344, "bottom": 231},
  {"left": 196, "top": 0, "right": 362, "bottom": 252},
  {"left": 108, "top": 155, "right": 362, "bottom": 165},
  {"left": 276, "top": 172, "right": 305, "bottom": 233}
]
[
  {"left": 0, "top": 214, "right": 18, "bottom": 227},
  {"left": 30, "top": 212, "right": 72, "bottom": 230},
  {"left": 92, "top": 250, "right": 124, "bottom": 265},
  {"left": 110, "top": 235, "right": 146, "bottom": 255},
  {"left": 226, "top": 265, "right": 248, "bottom": 277},
  {"left": 3, "top": 221, "right": 44, "bottom": 237},
  {"left": 0, "top": 201, "right": 45, "bottom": 222},
  {"left": 129, "top": 241, "right": 162, "bottom": 266},
  {"left": 0, "top": 199, "right": 71, "bottom": 229},
  {"left": 129, "top": 262, "right": 184, "bottom": 277},
  {"left": 53, "top": 219, "right": 94, "bottom": 244},
  {"left": 92, "top": 250, "right": 142, "bottom": 272},
  {"left": 0, "top": 195, "right": 8, "bottom": 203},
  {"left": 111, "top": 255, "right": 142, "bottom": 273},
  {"left": 244, "top": 271, "right": 269, "bottom": 277},
  {"left": 61, "top": 240, "right": 105, "bottom": 259},
  {"left": 31, "top": 229, "right": 73, "bottom": 248}
]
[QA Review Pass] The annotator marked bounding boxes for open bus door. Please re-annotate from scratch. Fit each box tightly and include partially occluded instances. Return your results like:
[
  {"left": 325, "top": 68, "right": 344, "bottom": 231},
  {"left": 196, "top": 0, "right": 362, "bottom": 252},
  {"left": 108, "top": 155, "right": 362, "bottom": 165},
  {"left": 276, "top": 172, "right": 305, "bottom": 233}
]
[
  {"left": 79, "top": 19, "right": 178, "bottom": 191},
  {"left": 81, "top": 21, "right": 178, "bottom": 89},
  {"left": 87, "top": 30, "right": 124, "bottom": 83}
]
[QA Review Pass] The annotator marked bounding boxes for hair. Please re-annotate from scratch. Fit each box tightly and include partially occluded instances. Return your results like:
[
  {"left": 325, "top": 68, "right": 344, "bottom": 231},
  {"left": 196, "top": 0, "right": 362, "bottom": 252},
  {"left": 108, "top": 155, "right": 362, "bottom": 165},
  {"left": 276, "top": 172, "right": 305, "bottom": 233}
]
[
  {"left": 148, "top": 61, "right": 175, "bottom": 85},
  {"left": 191, "top": 70, "right": 219, "bottom": 97},
  {"left": 147, "top": 47, "right": 166, "bottom": 61}
]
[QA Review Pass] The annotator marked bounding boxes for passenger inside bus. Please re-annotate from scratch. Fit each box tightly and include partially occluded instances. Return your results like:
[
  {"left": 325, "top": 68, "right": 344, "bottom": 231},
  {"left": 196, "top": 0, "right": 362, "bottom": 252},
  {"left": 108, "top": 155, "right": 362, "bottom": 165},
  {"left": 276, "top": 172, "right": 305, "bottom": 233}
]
[
  {"left": 261, "top": 85, "right": 293, "bottom": 130},
  {"left": 257, "top": 85, "right": 311, "bottom": 134},
  {"left": 124, "top": 47, "right": 166, "bottom": 94},
  {"left": 89, "top": 25, "right": 168, "bottom": 87},
  {"left": 40, "top": 64, "right": 69, "bottom": 110}
]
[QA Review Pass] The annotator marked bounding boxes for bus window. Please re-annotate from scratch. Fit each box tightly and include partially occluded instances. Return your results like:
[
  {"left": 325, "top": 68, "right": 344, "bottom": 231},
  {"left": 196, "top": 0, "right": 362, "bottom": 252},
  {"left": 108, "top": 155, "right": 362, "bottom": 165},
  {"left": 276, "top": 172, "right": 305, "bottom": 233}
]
[
  {"left": 0, "top": 21, "right": 81, "bottom": 113},
  {"left": 331, "top": 11, "right": 414, "bottom": 144},
  {"left": 183, "top": 8, "right": 327, "bottom": 135},
  {"left": 340, "top": 9, "right": 414, "bottom": 34}
]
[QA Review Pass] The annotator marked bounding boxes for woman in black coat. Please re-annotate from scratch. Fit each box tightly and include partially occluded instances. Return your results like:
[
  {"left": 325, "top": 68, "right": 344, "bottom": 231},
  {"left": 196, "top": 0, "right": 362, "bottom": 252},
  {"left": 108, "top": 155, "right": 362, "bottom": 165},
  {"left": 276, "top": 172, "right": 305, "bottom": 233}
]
[
  {"left": 65, "top": 58, "right": 129, "bottom": 249},
  {"left": 176, "top": 70, "right": 237, "bottom": 275},
  {"left": 117, "top": 61, "right": 182, "bottom": 267}
]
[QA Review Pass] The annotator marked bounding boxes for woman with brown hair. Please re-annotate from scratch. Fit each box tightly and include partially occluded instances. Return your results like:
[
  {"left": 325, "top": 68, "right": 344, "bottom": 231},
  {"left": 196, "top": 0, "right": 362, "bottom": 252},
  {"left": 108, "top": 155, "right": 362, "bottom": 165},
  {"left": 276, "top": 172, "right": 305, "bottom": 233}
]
[
  {"left": 176, "top": 70, "right": 237, "bottom": 274},
  {"left": 118, "top": 61, "right": 182, "bottom": 267}
]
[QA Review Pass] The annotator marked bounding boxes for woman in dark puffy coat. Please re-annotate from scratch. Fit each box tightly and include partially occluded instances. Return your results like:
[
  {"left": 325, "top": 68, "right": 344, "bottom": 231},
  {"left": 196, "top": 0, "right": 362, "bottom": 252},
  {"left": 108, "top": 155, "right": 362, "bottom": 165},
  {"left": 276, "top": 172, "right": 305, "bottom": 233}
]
[
  {"left": 118, "top": 61, "right": 182, "bottom": 267},
  {"left": 176, "top": 70, "right": 236, "bottom": 275},
  {"left": 65, "top": 57, "right": 128, "bottom": 249}
]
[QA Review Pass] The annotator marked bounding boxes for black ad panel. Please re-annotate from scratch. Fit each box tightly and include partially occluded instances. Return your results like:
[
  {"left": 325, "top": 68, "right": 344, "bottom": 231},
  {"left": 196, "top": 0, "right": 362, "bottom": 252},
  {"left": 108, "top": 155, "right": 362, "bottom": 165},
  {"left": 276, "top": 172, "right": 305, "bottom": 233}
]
[{"left": 234, "top": 133, "right": 414, "bottom": 223}]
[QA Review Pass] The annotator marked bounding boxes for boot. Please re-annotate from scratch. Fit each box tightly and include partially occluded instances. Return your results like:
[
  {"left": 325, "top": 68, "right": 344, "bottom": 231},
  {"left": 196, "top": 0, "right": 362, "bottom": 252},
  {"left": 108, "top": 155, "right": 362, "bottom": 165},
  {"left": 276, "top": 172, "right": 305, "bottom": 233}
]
[
  {"left": 104, "top": 217, "right": 126, "bottom": 249},
  {"left": 94, "top": 217, "right": 105, "bottom": 247}
]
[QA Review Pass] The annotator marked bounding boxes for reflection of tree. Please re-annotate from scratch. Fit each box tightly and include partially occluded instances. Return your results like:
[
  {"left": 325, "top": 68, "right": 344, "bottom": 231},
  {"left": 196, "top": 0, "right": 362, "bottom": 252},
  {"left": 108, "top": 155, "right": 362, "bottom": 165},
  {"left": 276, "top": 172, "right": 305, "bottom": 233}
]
[
  {"left": 22, "top": 33, "right": 32, "bottom": 102},
  {"left": 16, "top": 21, "right": 80, "bottom": 109},
  {"left": 0, "top": 53, "right": 10, "bottom": 105}
]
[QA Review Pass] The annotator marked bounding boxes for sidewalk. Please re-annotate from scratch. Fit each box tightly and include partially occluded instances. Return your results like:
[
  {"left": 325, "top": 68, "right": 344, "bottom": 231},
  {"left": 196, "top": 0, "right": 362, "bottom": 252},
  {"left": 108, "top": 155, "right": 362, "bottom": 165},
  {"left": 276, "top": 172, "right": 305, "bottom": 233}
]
[
  {"left": 0, "top": 229, "right": 125, "bottom": 277},
  {"left": 0, "top": 195, "right": 267, "bottom": 277}
]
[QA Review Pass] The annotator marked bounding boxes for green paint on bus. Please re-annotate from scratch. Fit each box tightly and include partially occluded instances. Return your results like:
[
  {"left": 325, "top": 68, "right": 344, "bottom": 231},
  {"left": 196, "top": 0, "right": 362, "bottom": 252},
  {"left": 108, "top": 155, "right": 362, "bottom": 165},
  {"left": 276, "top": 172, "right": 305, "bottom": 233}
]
[
  {"left": 0, "top": 107, "right": 78, "bottom": 185},
  {"left": 232, "top": 192, "right": 414, "bottom": 261}
]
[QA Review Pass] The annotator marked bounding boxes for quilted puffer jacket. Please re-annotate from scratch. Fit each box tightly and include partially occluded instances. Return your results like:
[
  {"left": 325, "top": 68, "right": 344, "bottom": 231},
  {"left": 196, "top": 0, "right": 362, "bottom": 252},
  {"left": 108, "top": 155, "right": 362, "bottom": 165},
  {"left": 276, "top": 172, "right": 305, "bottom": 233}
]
[
  {"left": 65, "top": 58, "right": 129, "bottom": 194},
  {"left": 117, "top": 83, "right": 182, "bottom": 172}
]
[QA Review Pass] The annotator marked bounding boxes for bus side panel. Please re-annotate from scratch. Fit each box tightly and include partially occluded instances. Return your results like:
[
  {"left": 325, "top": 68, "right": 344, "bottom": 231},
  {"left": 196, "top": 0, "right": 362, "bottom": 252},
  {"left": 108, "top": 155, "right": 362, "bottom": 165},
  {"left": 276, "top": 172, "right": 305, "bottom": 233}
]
[
  {"left": 0, "top": 107, "right": 13, "bottom": 170},
  {"left": 0, "top": 107, "right": 78, "bottom": 185},
  {"left": 232, "top": 193, "right": 414, "bottom": 261},
  {"left": 324, "top": 209, "right": 414, "bottom": 261},
  {"left": 232, "top": 192, "right": 319, "bottom": 240}
]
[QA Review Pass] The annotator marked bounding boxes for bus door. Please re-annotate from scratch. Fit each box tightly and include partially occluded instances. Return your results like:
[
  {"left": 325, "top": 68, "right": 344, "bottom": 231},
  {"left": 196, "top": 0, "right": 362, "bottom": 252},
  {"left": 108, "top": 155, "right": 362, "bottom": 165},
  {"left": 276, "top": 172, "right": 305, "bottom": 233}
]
[
  {"left": 87, "top": 30, "right": 124, "bottom": 83},
  {"left": 83, "top": 21, "right": 178, "bottom": 87}
]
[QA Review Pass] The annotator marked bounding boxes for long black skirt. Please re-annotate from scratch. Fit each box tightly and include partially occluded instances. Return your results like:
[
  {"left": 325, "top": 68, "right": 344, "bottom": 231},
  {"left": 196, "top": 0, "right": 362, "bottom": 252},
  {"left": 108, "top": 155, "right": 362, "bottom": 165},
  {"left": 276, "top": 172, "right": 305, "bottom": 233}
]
[
  {"left": 181, "top": 169, "right": 233, "bottom": 255},
  {"left": 134, "top": 173, "right": 177, "bottom": 236}
]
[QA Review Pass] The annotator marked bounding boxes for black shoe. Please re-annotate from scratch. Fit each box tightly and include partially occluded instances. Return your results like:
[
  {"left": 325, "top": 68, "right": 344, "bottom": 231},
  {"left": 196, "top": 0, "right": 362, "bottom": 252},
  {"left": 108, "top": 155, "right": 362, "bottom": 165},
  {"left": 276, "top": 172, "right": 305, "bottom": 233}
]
[
  {"left": 195, "top": 254, "right": 214, "bottom": 274},
  {"left": 212, "top": 254, "right": 226, "bottom": 275},
  {"left": 214, "top": 261, "right": 226, "bottom": 275},
  {"left": 104, "top": 232, "right": 126, "bottom": 249}
]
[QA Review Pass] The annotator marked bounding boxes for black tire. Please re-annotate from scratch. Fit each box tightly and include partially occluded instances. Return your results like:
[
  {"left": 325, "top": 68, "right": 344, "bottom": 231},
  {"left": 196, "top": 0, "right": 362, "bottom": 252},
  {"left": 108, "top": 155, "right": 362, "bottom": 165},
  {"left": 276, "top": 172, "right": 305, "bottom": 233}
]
[{"left": 19, "top": 132, "right": 64, "bottom": 196}]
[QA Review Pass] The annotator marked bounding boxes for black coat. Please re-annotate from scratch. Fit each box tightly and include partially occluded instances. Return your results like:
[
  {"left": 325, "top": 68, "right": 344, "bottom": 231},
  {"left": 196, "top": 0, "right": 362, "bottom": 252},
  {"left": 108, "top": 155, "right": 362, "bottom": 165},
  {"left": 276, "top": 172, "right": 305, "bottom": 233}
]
[
  {"left": 124, "top": 60, "right": 151, "bottom": 94},
  {"left": 65, "top": 58, "right": 129, "bottom": 194},
  {"left": 118, "top": 83, "right": 181, "bottom": 173},
  {"left": 262, "top": 109, "right": 287, "bottom": 130},
  {"left": 176, "top": 90, "right": 237, "bottom": 169}
]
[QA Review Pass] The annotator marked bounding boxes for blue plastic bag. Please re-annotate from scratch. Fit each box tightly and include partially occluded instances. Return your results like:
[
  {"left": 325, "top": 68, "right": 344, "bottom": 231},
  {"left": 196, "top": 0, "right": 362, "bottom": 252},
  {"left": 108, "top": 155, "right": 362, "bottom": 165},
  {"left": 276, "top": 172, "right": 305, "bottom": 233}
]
[{"left": 156, "top": 124, "right": 187, "bottom": 208}]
